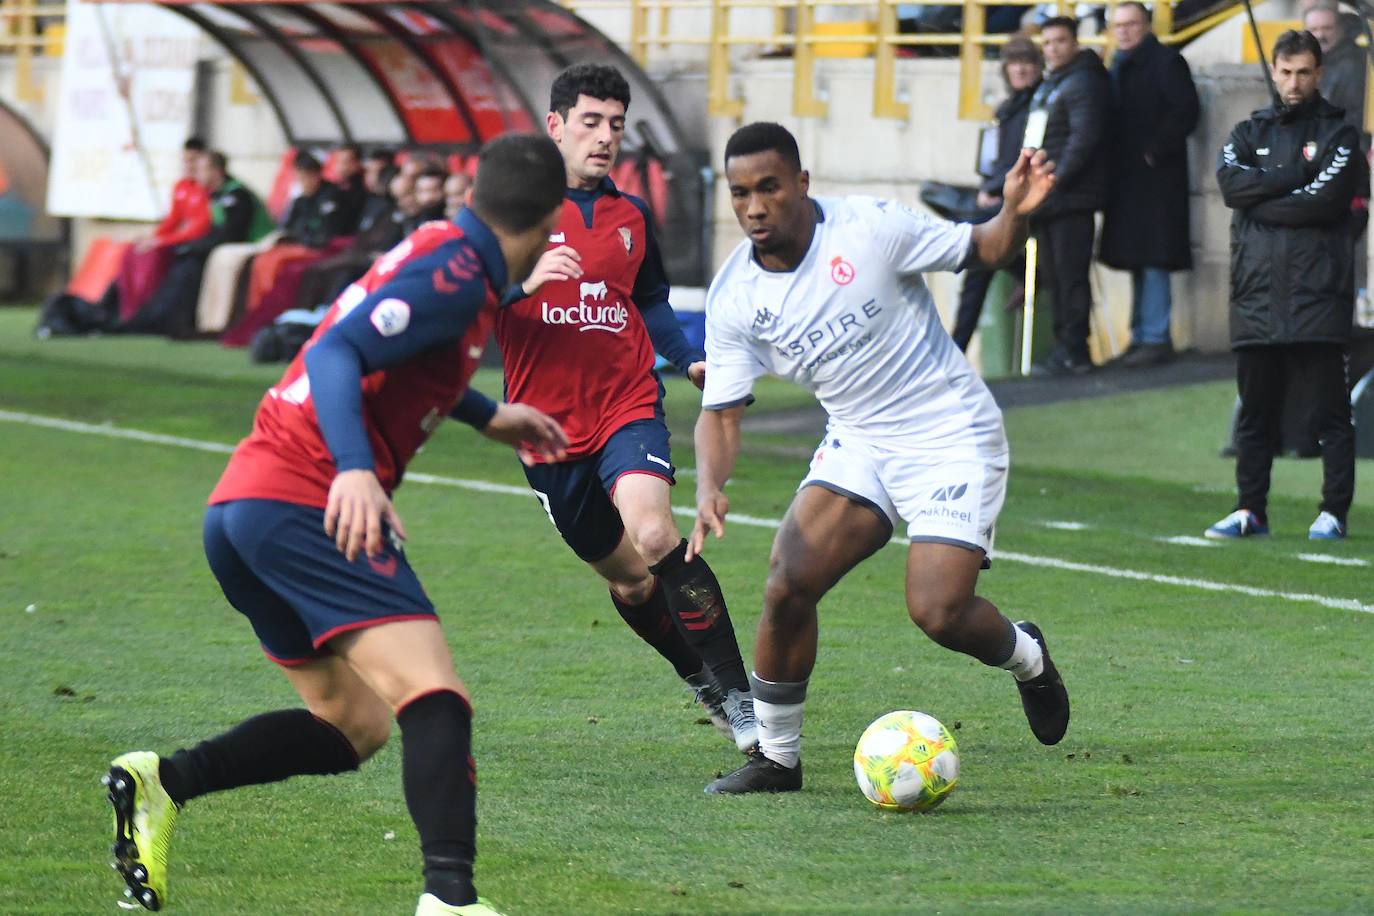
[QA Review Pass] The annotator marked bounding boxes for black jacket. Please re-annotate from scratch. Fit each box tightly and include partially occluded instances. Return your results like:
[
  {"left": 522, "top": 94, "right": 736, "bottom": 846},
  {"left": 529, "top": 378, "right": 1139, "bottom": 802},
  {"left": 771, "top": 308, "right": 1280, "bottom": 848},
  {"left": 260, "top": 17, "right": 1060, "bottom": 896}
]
[
  {"left": 1028, "top": 49, "right": 1111, "bottom": 217},
  {"left": 981, "top": 84, "right": 1039, "bottom": 197},
  {"left": 281, "top": 182, "right": 349, "bottom": 249},
  {"left": 181, "top": 178, "right": 263, "bottom": 256},
  {"left": 1099, "top": 35, "right": 1200, "bottom": 270},
  {"left": 1320, "top": 38, "right": 1367, "bottom": 132},
  {"left": 1216, "top": 96, "right": 1364, "bottom": 347}
]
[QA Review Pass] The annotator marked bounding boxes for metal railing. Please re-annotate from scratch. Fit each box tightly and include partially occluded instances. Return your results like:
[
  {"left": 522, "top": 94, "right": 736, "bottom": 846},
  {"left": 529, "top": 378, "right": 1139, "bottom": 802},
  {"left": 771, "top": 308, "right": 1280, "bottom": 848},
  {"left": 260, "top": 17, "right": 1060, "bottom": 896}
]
[
  {"left": 0, "top": 0, "right": 65, "bottom": 101},
  {"left": 559, "top": 0, "right": 1244, "bottom": 120}
]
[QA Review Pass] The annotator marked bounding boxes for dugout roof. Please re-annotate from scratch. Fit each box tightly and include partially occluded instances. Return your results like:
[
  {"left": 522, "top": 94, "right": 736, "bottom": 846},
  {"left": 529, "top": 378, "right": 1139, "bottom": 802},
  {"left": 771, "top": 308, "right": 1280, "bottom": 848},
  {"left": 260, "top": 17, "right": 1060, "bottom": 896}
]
[{"left": 91, "top": 0, "right": 708, "bottom": 281}]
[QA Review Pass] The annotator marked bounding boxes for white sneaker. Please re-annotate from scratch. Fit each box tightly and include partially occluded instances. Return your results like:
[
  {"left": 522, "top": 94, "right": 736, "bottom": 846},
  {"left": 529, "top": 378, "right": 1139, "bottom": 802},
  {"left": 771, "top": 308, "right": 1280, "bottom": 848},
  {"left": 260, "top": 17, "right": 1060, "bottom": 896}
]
[{"left": 1308, "top": 511, "right": 1348, "bottom": 540}]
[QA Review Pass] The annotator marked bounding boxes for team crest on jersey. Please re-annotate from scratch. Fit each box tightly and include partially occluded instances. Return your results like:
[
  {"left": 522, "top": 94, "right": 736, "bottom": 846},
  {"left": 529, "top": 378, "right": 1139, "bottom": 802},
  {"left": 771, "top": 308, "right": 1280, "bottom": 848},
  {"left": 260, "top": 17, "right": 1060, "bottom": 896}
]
[
  {"left": 831, "top": 256, "right": 855, "bottom": 286},
  {"left": 1303, "top": 140, "right": 1318, "bottom": 162},
  {"left": 619, "top": 226, "right": 633, "bottom": 255},
  {"left": 370, "top": 298, "right": 411, "bottom": 336}
]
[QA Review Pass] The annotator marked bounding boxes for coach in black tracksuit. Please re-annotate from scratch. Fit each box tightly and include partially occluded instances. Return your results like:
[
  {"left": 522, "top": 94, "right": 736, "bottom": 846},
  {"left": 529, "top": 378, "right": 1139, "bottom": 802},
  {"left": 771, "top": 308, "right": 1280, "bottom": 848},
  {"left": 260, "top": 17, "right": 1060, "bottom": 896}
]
[{"left": 1213, "top": 30, "right": 1361, "bottom": 538}]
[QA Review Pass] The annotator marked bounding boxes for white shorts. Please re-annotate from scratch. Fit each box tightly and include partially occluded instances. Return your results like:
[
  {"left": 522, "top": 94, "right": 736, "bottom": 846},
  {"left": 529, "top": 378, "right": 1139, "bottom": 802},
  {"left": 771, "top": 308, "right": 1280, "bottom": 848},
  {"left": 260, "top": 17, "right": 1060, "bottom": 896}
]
[{"left": 799, "top": 432, "right": 1008, "bottom": 557}]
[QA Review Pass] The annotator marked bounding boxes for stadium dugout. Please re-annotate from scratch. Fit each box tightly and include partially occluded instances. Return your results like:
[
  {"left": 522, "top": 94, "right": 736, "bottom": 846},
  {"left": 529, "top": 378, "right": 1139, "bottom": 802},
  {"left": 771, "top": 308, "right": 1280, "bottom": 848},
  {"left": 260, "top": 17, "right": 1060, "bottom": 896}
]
[
  {"left": 90, "top": 0, "right": 710, "bottom": 286},
  {"left": 0, "top": 98, "right": 65, "bottom": 301}
]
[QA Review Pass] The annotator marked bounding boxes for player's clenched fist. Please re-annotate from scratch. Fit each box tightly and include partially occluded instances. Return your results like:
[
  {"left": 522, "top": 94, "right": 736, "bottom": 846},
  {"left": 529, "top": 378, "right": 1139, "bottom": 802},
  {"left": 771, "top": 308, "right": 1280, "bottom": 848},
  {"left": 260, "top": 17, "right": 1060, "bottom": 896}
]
[
  {"left": 687, "top": 487, "right": 730, "bottom": 561},
  {"left": 520, "top": 245, "right": 583, "bottom": 296},
  {"left": 481, "top": 402, "right": 570, "bottom": 466},
  {"left": 324, "top": 468, "right": 408, "bottom": 562}
]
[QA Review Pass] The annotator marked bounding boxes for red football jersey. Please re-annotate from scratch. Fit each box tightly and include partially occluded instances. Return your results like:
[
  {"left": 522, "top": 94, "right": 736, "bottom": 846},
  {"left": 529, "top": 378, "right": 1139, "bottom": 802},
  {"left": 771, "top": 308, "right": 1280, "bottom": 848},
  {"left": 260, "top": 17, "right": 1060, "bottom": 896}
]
[
  {"left": 210, "top": 216, "right": 501, "bottom": 509},
  {"left": 496, "top": 185, "right": 661, "bottom": 459},
  {"left": 155, "top": 178, "right": 212, "bottom": 247}
]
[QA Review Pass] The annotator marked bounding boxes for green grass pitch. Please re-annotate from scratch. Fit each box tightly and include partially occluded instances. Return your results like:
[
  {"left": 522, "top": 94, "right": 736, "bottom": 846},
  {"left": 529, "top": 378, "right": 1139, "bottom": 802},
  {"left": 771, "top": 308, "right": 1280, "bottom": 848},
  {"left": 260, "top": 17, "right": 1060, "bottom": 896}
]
[{"left": 1, "top": 307, "right": 1370, "bottom": 914}]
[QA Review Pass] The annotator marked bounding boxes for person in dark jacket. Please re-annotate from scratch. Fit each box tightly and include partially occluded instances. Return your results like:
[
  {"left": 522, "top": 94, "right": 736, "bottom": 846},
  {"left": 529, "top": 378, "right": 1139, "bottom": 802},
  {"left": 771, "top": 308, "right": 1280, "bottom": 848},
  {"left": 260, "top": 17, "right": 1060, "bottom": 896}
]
[
  {"left": 1208, "top": 29, "right": 1362, "bottom": 541},
  {"left": 331, "top": 143, "right": 368, "bottom": 233},
  {"left": 121, "top": 151, "right": 270, "bottom": 337},
  {"left": 1026, "top": 17, "right": 1111, "bottom": 375},
  {"left": 1304, "top": 2, "right": 1366, "bottom": 133},
  {"left": 1099, "top": 2, "right": 1201, "bottom": 367},
  {"left": 952, "top": 36, "right": 1043, "bottom": 351}
]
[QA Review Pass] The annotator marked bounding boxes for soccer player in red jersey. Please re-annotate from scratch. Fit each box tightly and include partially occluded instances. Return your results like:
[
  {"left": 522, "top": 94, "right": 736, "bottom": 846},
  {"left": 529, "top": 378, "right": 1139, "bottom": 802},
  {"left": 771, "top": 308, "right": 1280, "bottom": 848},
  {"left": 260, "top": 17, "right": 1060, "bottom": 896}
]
[
  {"left": 461, "top": 65, "right": 758, "bottom": 758},
  {"left": 101, "top": 135, "right": 569, "bottom": 916}
]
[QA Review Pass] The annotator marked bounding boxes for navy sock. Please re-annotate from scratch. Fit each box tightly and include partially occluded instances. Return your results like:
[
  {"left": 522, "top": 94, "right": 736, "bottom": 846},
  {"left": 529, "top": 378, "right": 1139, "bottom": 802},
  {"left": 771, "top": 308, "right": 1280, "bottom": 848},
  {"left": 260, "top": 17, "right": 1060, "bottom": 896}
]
[
  {"left": 649, "top": 540, "right": 750, "bottom": 693},
  {"left": 397, "top": 690, "right": 478, "bottom": 907},
  {"left": 610, "top": 578, "right": 704, "bottom": 680},
  {"left": 158, "top": 708, "right": 359, "bottom": 806}
]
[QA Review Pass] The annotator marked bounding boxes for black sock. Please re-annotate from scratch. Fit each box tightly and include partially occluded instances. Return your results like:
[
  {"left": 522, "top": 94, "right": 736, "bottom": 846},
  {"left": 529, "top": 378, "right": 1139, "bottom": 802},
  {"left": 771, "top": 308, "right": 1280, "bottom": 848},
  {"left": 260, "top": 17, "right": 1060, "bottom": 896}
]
[
  {"left": 158, "top": 708, "right": 359, "bottom": 806},
  {"left": 610, "top": 579, "right": 704, "bottom": 680},
  {"left": 649, "top": 539, "right": 750, "bottom": 693},
  {"left": 397, "top": 690, "right": 478, "bottom": 907}
]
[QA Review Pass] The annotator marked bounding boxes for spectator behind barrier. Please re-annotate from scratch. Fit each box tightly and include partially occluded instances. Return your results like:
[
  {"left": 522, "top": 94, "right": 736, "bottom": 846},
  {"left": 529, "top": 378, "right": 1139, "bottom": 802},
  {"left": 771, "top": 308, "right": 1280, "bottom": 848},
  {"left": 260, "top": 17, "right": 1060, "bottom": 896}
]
[
  {"left": 1207, "top": 29, "right": 1365, "bottom": 541},
  {"left": 121, "top": 151, "right": 271, "bottom": 337},
  {"left": 1304, "top": 1, "right": 1367, "bottom": 134},
  {"left": 952, "top": 35, "right": 1043, "bottom": 351},
  {"left": 407, "top": 165, "right": 449, "bottom": 233},
  {"left": 1026, "top": 16, "right": 1111, "bottom": 376},
  {"left": 1098, "top": 1, "right": 1201, "bottom": 368}
]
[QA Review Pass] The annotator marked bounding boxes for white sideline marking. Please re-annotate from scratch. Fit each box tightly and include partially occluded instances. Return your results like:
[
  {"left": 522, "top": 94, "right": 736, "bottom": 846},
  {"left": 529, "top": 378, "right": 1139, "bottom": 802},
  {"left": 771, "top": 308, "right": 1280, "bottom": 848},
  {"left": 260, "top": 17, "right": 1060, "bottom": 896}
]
[
  {"left": 4, "top": 408, "right": 1372, "bottom": 616},
  {"left": 1042, "top": 520, "right": 1090, "bottom": 531},
  {"left": 1296, "top": 553, "right": 1369, "bottom": 567},
  {"left": 1158, "top": 536, "right": 1219, "bottom": 548}
]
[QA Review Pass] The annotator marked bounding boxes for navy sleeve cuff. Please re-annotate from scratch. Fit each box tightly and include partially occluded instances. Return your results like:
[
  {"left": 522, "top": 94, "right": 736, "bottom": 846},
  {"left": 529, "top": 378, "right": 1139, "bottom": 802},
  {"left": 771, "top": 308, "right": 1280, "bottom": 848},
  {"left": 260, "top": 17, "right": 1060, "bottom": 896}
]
[{"left": 451, "top": 387, "right": 500, "bottom": 430}]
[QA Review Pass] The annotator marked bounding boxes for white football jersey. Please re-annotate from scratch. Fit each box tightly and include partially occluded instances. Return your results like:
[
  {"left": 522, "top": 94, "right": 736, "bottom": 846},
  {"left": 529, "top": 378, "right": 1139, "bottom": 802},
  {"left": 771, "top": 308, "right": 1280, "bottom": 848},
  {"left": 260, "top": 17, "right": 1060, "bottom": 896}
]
[{"left": 702, "top": 195, "right": 1006, "bottom": 457}]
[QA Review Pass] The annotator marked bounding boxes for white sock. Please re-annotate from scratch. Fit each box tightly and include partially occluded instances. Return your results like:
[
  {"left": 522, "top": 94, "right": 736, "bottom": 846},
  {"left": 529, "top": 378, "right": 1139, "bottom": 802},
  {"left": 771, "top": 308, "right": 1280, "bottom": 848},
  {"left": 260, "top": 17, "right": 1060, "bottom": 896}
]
[
  {"left": 755, "top": 698, "right": 805, "bottom": 769},
  {"left": 1000, "top": 623, "right": 1044, "bottom": 682}
]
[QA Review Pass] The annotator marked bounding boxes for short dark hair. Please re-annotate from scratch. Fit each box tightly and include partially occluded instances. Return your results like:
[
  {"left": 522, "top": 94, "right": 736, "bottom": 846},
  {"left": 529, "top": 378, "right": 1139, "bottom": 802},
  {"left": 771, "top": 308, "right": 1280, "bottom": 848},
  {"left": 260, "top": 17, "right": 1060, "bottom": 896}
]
[
  {"left": 549, "top": 63, "right": 631, "bottom": 120},
  {"left": 1116, "top": 2, "right": 1150, "bottom": 21},
  {"left": 184, "top": 137, "right": 207, "bottom": 152},
  {"left": 1273, "top": 29, "right": 1322, "bottom": 66},
  {"left": 471, "top": 133, "right": 566, "bottom": 233},
  {"left": 1041, "top": 16, "right": 1079, "bottom": 36},
  {"left": 723, "top": 122, "right": 802, "bottom": 171},
  {"left": 416, "top": 164, "right": 449, "bottom": 184},
  {"left": 368, "top": 148, "right": 395, "bottom": 165},
  {"left": 205, "top": 151, "right": 228, "bottom": 174},
  {"left": 292, "top": 148, "right": 322, "bottom": 173}
]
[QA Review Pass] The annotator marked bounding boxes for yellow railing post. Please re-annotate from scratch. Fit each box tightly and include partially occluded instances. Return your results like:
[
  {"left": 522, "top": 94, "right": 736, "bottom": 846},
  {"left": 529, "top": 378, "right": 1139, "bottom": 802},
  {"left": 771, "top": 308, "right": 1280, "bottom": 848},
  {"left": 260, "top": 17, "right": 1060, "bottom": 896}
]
[
  {"left": 16, "top": 0, "right": 38, "bottom": 102},
  {"left": 792, "top": 0, "right": 827, "bottom": 117},
  {"left": 1152, "top": 0, "right": 1174, "bottom": 36},
  {"left": 958, "top": 0, "right": 989, "bottom": 120},
  {"left": 708, "top": 0, "right": 744, "bottom": 117},
  {"left": 628, "top": 0, "right": 648, "bottom": 66},
  {"left": 873, "top": 0, "right": 908, "bottom": 119}
]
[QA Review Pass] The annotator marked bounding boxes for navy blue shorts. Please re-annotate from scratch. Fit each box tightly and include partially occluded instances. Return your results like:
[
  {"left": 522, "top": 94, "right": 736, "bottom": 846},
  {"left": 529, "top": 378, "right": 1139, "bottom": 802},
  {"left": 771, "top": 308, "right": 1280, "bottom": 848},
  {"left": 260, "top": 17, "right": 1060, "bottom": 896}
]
[
  {"left": 522, "top": 417, "right": 675, "bottom": 563},
  {"left": 203, "top": 499, "right": 436, "bottom": 666}
]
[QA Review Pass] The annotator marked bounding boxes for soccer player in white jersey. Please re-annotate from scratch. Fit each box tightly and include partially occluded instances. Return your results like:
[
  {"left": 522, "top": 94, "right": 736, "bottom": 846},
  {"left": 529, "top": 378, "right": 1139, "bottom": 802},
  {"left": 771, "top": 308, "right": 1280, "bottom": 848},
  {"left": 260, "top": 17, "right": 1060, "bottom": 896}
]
[{"left": 690, "top": 122, "right": 1070, "bottom": 793}]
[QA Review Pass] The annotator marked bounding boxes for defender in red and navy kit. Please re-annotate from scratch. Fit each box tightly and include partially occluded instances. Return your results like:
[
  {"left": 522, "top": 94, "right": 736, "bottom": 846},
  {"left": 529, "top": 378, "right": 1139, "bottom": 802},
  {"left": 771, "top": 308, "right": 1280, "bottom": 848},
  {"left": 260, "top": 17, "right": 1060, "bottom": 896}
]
[
  {"left": 460, "top": 65, "right": 759, "bottom": 765},
  {"left": 101, "top": 135, "right": 568, "bottom": 916},
  {"left": 205, "top": 211, "right": 505, "bottom": 661}
]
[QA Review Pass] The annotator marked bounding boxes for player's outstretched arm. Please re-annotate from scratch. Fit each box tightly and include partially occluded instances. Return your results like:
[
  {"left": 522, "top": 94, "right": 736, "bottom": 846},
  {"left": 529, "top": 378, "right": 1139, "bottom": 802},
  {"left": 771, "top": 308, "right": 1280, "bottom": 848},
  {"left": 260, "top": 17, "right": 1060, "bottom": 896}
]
[
  {"left": 689, "top": 405, "right": 746, "bottom": 561},
  {"left": 482, "top": 402, "right": 570, "bottom": 466},
  {"left": 968, "top": 148, "right": 1056, "bottom": 269},
  {"left": 325, "top": 468, "right": 407, "bottom": 562}
]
